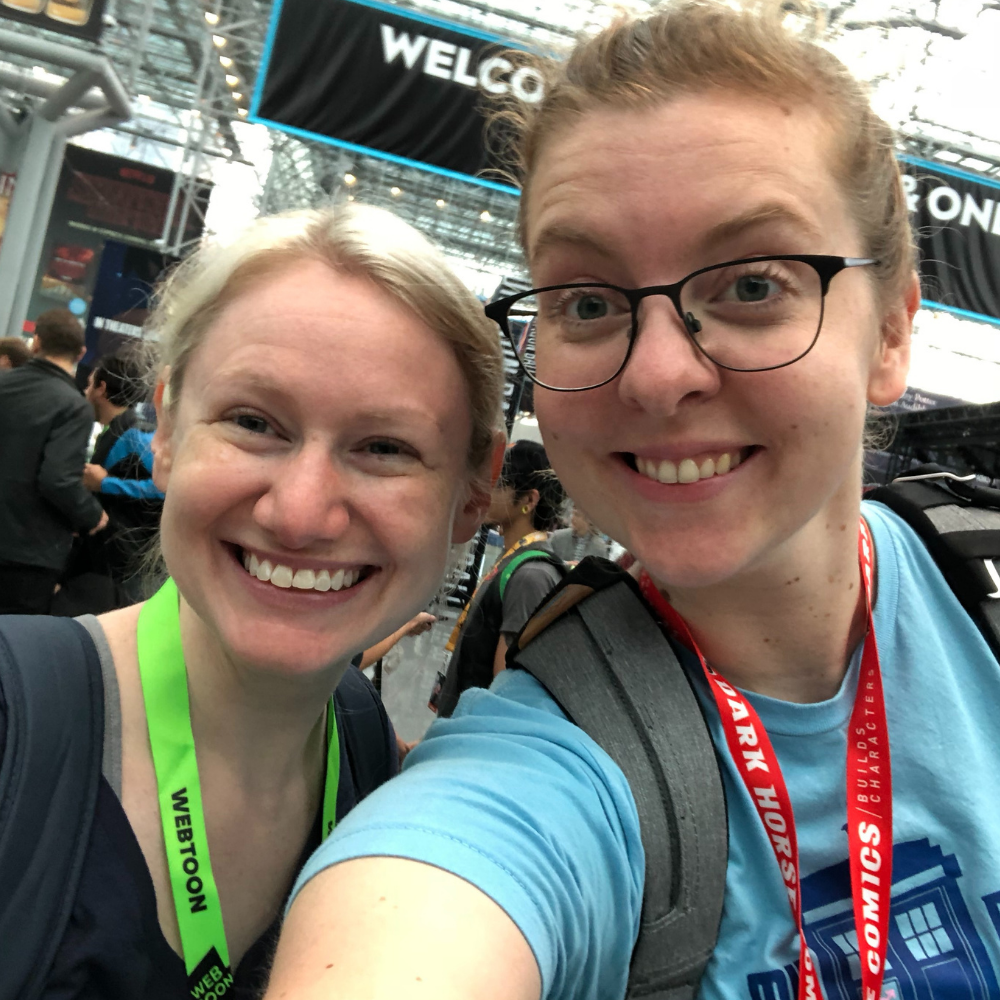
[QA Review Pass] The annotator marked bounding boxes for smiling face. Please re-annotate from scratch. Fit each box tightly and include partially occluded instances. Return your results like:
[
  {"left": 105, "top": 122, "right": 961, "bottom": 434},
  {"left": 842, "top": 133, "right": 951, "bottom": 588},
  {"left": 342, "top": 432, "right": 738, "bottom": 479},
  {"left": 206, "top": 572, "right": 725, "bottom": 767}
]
[
  {"left": 152, "top": 259, "right": 483, "bottom": 675},
  {"left": 526, "top": 92, "right": 914, "bottom": 590}
]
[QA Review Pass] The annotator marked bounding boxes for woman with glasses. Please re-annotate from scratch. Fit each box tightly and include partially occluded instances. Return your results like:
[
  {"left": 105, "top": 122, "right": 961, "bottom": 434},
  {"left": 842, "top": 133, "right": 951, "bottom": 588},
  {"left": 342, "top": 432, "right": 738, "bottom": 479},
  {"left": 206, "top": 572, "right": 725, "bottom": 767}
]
[{"left": 266, "top": 4, "right": 1000, "bottom": 999}]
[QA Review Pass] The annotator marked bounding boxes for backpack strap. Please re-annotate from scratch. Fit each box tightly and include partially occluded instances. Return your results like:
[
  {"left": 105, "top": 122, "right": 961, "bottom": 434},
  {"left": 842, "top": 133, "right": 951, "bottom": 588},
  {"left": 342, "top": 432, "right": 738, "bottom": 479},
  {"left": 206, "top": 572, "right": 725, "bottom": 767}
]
[
  {"left": 333, "top": 665, "right": 398, "bottom": 814},
  {"left": 509, "top": 557, "right": 727, "bottom": 999},
  {"left": 498, "top": 548, "right": 562, "bottom": 601},
  {"left": 0, "top": 616, "right": 104, "bottom": 1000},
  {"left": 868, "top": 464, "right": 1000, "bottom": 660}
]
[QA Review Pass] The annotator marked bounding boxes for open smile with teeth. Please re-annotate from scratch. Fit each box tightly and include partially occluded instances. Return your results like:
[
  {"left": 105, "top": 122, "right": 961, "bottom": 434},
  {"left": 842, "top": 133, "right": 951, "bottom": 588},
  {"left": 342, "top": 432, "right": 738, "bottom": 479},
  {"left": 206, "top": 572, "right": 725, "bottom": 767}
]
[
  {"left": 633, "top": 448, "right": 749, "bottom": 485},
  {"left": 240, "top": 549, "right": 366, "bottom": 593}
]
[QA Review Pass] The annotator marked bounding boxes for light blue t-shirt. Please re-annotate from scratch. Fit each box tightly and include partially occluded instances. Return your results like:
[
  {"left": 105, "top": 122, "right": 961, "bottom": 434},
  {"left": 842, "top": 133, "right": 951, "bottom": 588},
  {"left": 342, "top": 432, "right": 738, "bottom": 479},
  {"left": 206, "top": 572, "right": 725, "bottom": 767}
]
[{"left": 292, "top": 502, "right": 1000, "bottom": 1000}]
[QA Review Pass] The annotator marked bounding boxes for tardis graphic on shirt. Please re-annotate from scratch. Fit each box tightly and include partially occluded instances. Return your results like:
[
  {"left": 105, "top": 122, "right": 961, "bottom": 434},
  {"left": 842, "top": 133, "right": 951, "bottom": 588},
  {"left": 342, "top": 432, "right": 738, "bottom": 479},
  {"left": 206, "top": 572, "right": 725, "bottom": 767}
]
[{"left": 746, "top": 839, "right": 1000, "bottom": 1000}]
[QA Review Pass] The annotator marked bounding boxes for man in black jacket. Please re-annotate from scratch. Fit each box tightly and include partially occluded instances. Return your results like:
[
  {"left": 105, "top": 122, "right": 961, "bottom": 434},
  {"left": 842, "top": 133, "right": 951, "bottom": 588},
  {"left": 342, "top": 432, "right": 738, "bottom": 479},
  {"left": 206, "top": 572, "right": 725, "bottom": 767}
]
[{"left": 0, "top": 309, "right": 108, "bottom": 613}]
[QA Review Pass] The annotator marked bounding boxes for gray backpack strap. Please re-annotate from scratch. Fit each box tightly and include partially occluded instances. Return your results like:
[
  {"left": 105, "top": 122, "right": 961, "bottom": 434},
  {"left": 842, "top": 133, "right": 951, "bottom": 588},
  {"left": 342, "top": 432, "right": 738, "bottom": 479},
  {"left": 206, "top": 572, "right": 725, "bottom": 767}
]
[{"left": 509, "top": 557, "right": 727, "bottom": 998}]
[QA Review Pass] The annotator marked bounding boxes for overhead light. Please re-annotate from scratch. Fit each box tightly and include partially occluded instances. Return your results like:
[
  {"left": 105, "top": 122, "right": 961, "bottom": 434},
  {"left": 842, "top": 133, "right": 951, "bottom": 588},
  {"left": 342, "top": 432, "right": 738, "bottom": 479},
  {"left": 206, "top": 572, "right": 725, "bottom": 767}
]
[
  {"left": 347, "top": 194, "right": 355, "bottom": 201},
  {"left": 204, "top": 11, "right": 219, "bottom": 24},
  {"left": 343, "top": 173, "right": 357, "bottom": 186},
  {"left": 219, "top": 55, "right": 233, "bottom": 67},
  {"left": 390, "top": 186, "right": 402, "bottom": 196},
  {"left": 137, "top": 93, "right": 151, "bottom": 104},
  {"left": 225, "top": 74, "right": 239, "bottom": 87},
  {"left": 237, "top": 107, "right": 248, "bottom": 117},
  {"left": 480, "top": 210, "right": 492, "bottom": 222},
  {"left": 231, "top": 92, "right": 243, "bottom": 101},
  {"left": 436, "top": 199, "right": 446, "bottom": 208},
  {"left": 212, "top": 34, "right": 226, "bottom": 47}
]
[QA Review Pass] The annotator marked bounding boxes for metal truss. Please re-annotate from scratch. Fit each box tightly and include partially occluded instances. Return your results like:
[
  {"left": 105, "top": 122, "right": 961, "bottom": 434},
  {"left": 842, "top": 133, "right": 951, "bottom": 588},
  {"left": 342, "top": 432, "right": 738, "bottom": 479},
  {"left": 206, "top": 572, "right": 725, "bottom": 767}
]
[{"left": 0, "top": 0, "right": 999, "bottom": 283}]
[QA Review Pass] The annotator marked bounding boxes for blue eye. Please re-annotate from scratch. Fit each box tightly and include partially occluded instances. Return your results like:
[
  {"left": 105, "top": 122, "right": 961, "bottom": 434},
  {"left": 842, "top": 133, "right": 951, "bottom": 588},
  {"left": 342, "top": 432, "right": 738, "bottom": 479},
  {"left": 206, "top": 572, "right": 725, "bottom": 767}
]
[
  {"left": 367, "top": 440, "right": 402, "bottom": 455},
  {"left": 234, "top": 414, "right": 271, "bottom": 434}
]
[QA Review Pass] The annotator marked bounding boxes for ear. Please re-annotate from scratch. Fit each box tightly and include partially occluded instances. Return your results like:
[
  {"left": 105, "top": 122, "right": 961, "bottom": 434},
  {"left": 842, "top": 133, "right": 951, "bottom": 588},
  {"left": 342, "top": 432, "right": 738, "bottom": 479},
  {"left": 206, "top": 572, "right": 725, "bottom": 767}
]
[
  {"left": 520, "top": 488, "right": 541, "bottom": 513},
  {"left": 452, "top": 431, "right": 507, "bottom": 544},
  {"left": 76, "top": 346, "right": 86, "bottom": 363},
  {"left": 150, "top": 368, "right": 174, "bottom": 493},
  {"left": 30, "top": 336, "right": 41, "bottom": 355},
  {"left": 867, "top": 273, "right": 919, "bottom": 407}
]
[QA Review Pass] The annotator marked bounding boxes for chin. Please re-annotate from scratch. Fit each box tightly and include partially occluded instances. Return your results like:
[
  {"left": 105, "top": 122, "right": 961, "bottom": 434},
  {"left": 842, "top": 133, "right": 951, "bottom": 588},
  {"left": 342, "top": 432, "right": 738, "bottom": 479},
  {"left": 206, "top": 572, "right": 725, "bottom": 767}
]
[{"left": 224, "top": 621, "right": 354, "bottom": 678}]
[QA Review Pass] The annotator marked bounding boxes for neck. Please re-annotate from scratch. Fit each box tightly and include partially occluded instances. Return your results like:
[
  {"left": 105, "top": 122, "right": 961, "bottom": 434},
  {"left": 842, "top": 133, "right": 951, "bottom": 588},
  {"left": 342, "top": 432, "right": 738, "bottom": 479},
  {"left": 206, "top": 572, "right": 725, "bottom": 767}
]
[
  {"left": 101, "top": 403, "right": 128, "bottom": 426},
  {"left": 40, "top": 354, "right": 76, "bottom": 375},
  {"left": 660, "top": 499, "right": 870, "bottom": 704},
  {"left": 177, "top": 597, "right": 339, "bottom": 796},
  {"left": 503, "top": 516, "right": 539, "bottom": 552}
]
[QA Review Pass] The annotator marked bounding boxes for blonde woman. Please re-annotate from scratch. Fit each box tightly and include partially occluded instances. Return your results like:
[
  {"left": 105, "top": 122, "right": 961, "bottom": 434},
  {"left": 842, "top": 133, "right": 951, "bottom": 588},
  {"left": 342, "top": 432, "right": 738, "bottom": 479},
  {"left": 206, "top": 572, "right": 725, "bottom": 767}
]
[
  {"left": 266, "top": 4, "right": 1000, "bottom": 1000},
  {"left": 0, "top": 204, "right": 504, "bottom": 999}
]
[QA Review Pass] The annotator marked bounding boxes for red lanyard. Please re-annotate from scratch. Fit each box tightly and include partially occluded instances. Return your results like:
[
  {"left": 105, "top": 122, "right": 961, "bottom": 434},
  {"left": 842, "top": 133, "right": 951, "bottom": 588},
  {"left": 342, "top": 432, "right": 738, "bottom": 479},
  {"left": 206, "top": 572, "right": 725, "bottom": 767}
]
[{"left": 639, "top": 517, "right": 891, "bottom": 1000}]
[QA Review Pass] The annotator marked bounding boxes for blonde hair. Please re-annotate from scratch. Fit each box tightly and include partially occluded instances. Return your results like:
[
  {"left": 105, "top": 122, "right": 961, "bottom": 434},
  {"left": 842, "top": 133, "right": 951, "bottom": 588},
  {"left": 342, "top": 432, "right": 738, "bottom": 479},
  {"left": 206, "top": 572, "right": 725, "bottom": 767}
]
[
  {"left": 493, "top": 0, "right": 916, "bottom": 304},
  {"left": 148, "top": 204, "right": 504, "bottom": 478}
]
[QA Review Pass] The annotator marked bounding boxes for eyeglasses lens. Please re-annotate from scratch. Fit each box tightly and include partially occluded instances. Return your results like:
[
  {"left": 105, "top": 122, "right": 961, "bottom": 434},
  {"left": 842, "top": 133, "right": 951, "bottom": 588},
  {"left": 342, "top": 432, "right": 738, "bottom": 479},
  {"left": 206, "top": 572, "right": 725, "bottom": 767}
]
[{"left": 508, "top": 259, "right": 824, "bottom": 389}]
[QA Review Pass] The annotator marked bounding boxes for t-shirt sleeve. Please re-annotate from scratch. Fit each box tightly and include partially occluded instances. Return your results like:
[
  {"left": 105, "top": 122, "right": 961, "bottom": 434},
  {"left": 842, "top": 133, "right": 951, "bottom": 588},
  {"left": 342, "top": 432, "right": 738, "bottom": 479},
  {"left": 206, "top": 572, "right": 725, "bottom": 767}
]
[
  {"left": 289, "top": 669, "right": 644, "bottom": 1000},
  {"left": 500, "top": 561, "right": 563, "bottom": 640}
]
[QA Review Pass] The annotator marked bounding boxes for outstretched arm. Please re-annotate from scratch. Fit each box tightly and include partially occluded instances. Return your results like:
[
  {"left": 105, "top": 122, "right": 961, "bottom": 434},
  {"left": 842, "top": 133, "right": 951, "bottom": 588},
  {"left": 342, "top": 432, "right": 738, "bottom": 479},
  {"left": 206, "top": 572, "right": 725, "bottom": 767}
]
[{"left": 265, "top": 857, "right": 540, "bottom": 1000}]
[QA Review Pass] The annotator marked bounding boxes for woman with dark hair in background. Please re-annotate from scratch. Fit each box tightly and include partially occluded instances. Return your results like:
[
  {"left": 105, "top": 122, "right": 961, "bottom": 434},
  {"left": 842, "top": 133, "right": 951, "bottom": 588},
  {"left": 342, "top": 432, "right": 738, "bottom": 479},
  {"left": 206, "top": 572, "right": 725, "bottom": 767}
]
[{"left": 434, "top": 440, "right": 565, "bottom": 718}]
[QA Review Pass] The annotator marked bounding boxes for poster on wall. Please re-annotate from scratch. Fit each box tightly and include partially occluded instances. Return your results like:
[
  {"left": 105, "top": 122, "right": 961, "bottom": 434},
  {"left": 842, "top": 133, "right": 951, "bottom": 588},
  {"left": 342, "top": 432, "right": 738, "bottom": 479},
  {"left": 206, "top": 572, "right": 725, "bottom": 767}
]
[
  {"left": 25, "top": 144, "right": 209, "bottom": 332},
  {"left": 901, "top": 155, "right": 1000, "bottom": 326},
  {"left": 0, "top": 0, "right": 107, "bottom": 42},
  {"left": 251, "top": 0, "right": 540, "bottom": 191}
]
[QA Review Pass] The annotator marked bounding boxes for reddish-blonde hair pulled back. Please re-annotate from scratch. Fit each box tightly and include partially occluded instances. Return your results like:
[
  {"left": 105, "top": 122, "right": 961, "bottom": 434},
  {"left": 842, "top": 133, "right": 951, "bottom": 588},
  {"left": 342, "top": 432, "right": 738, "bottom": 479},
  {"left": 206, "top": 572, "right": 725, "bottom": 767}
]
[{"left": 493, "top": 0, "right": 916, "bottom": 304}]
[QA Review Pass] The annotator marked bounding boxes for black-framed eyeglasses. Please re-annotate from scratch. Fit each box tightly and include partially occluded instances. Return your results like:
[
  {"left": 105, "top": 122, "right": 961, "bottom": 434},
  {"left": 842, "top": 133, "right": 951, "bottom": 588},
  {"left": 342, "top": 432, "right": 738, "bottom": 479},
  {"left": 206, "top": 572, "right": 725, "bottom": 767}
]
[{"left": 484, "top": 254, "right": 878, "bottom": 392}]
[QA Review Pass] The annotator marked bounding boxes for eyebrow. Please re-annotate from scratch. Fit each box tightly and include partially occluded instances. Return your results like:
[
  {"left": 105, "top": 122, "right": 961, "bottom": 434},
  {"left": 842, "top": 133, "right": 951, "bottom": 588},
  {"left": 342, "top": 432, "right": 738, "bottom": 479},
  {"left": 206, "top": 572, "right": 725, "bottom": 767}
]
[
  {"left": 699, "top": 202, "right": 825, "bottom": 250},
  {"left": 528, "top": 203, "right": 824, "bottom": 269}
]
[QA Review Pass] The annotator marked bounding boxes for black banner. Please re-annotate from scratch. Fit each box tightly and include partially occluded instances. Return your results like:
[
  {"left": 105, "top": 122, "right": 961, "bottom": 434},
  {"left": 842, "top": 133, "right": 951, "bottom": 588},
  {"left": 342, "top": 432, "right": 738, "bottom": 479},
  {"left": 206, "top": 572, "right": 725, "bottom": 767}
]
[
  {"left": 251, "top": 0, "right": 540, "bottom": 190},
  {"left": 902, "top": 156, "right": 1000, "bottom": 325},
  {"left": 0, "top": 0, "right": 106, "bottom": 42}
]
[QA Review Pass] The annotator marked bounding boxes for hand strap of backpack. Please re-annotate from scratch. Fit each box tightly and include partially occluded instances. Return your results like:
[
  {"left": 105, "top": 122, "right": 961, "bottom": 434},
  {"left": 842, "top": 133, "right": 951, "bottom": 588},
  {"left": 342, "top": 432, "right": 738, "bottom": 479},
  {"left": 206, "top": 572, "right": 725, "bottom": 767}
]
[
  {"left": 509, "top": 557, "right": 727, "bottom": 998},
  {"left": 0, "top": 616, "right": 104, "bottom": 1000}
]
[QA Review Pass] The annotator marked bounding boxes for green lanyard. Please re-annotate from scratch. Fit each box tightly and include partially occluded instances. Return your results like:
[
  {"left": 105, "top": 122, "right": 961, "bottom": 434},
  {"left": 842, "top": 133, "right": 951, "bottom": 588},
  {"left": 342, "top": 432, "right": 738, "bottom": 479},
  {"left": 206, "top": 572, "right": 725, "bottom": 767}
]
[{"left": 137, "top": 578, "right": 340, "bottom": 997}]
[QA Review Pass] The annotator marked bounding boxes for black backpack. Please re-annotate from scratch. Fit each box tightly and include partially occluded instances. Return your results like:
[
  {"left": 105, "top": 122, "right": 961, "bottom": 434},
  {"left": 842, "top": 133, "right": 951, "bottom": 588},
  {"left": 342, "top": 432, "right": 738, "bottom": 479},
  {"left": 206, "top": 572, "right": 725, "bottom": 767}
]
[
  {"left": 508, "top": 465, "right": 1000, "bottom": 999},
  {"left": 0, "top": 616, "right": 395, "bottom": 1000}
]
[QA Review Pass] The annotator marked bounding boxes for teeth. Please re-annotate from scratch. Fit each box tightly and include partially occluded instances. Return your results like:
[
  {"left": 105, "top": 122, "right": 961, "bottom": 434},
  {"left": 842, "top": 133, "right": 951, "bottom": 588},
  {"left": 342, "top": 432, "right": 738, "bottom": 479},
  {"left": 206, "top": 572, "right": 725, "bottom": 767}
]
[
  {"left": 657, "top": 459, "right": 678, "bottom": 484},
  {"left": 678, "top": 458, "right": 700, "bottom": 484},
  {"left": 242, "top": 550, "right": 364, "bottom": 593},
  {"left": 635, "top": 449, "right": 744, "bottom": 486}
]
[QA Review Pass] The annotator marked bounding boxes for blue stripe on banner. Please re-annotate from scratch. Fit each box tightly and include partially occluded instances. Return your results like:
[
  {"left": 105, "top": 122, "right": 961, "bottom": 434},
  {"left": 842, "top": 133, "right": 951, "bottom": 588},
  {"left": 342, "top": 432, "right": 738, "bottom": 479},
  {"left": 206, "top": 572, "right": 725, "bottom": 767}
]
[
  {"left": 245, "top": 114, "right": 522, "bottom": 195},
  {"left": 920, "top": 298, "right": 1000, "bottom": 328},
  {"left": 899, "top": 155, "right": 1000, "bottom": 193}
]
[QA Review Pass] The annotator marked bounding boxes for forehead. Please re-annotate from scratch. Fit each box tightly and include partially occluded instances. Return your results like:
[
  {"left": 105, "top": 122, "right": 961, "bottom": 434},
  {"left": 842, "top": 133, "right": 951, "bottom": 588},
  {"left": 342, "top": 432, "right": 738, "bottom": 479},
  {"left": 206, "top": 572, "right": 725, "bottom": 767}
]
[
  {"left": 181, "top": 260, "right": 467, "bottom": 420},
  {"left": 524, "top": 92, "right": 856, "bottom": 275}
]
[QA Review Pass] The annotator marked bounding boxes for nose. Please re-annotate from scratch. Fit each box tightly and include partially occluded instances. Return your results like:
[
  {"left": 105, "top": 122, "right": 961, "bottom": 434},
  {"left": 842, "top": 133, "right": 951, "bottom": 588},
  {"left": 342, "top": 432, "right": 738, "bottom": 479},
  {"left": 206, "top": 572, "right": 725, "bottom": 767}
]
[
  {"left": 615, "top": 294, "right": 721, "bottom": 415},
  {"left": 252, "top": 440, "right": 351, "bottom": 550}
]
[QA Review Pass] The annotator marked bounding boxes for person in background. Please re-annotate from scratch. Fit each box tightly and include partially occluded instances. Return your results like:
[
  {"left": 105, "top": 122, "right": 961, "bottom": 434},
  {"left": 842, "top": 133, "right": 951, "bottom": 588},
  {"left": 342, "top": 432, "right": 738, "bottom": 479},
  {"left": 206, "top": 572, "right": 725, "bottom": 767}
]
[
  {"left": 434, "top": 440, "right": 566, "bottom": 718},
  {"left": 0, "top": 336, "right": 31, "bottom": 370},
  {"left": 548, "top": 503, "right": 612, "bottom": 564},
  {"left": 55, "top": 352, "right": 165, "bottom": 612},
  {"left": 0, "top": 308, "right": 107, "bottom": 614}
]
